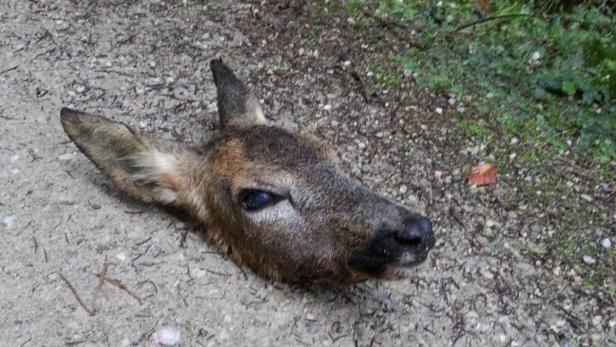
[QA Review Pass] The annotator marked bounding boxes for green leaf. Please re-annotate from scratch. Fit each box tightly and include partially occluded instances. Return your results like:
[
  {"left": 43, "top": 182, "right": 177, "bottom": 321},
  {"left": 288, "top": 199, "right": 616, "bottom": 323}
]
[{"left": 561, "top": 81, "right": 577, "bottom": 95}]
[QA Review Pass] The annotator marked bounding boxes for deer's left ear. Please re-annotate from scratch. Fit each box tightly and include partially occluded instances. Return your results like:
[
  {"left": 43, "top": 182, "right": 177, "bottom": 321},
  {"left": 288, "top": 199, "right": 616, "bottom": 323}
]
[
  {"left": 60, "top": 108, "right": 194, "bottom": 205},
  {"left": 210, "top": 58, "right": 267, "bottom": 128}
]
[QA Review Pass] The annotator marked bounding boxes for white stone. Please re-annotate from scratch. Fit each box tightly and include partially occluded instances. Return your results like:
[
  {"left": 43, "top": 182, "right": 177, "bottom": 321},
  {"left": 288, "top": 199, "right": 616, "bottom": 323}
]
[
  {"left": 531, "top": 51, "right": 541, "bottom": 61},
  {"left": 581, "top": 194, "right": 593, "bottom": 202},
  {"left": 10, "top": 154, "right": 20, "bottom": 163},
  {"left": 399, "top": 185, "right": 408, "bottom": 194},
  {"left": 58, "top": 153, "right": 73, "bottom": 161},
  {"left": 601, "top": 238, "right": 611, "bottom": 249},
  {"left": 151, "top": 326, "right": 181, "bottom": 346},
  {"left": 435, "top": 107, "right": 443, "bottom": 114},
  {"left": 2, "top": 215, "right": 15, "bottom": 228},
  {"left": 583, "top": 255, "right": 596, "bottom": 265},
  {"left": 485, "top": 218, "right": 500, "bottom": 228}
]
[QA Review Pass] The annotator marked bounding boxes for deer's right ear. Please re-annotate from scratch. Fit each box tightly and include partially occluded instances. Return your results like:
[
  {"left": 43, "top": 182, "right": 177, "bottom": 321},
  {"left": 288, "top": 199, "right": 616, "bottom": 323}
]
[
  {"left": 60, "top": 108, "right": 191, "bottom": 205},
  {"left": 210, "top": 58, "right": 266, "bottom": 128}
]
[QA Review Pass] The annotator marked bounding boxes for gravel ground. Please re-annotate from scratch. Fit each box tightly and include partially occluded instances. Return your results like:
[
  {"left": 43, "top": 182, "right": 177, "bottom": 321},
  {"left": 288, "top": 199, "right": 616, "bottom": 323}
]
[{"left": 1, "top": 1, "right": 614, "bottom": 346}]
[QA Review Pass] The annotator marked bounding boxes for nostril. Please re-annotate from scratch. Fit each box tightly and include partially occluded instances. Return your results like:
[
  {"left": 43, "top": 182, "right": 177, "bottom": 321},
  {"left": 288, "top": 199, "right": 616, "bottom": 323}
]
[
  {"left": 395, "top": 217, "right": 433, "bottom": 247},
  {"left": 394, "top": 231, "right": 422, "bottom": 246}
]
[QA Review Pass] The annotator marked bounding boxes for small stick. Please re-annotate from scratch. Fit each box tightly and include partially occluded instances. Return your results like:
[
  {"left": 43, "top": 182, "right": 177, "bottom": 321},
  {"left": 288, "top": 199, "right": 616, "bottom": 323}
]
[
  {"left": 0, "top": 65, "right": 18, "bottom": 75},
  {"left": 90, "top": 264, "right": 108, "bottom": 313},
  {"left": 206, "top": 269, "right": 232, "bottom": 277},
  {"left": 454, "top": 13, "right": 540, "bottom": 32},
  {"left": 105, "top": 277, "right": 143, "bottom": 304},
  {"left": 124, "top": 210, "right": 145, "bottom": 215},
  {"left": 57, "top": 272, "right": 95, "bottom": 316}
]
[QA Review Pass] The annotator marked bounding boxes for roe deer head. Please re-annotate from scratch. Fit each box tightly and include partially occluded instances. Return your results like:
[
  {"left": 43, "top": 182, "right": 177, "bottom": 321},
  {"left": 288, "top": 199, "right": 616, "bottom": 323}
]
[{"left": 60, "top": 58, "right": 435, "bottom": 285}]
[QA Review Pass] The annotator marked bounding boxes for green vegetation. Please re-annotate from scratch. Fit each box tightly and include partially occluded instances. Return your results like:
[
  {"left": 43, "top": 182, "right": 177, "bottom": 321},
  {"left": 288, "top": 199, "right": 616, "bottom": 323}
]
[{"left": 346, "top": 0, "right": 616, "bottom": 162}]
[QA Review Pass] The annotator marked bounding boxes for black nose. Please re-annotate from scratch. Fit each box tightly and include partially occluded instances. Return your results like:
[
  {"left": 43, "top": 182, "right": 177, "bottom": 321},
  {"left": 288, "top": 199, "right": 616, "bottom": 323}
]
[
  {"left": 347, "top": 217, "right": 435, "bottom": 276},
  {"left": 395, "top": 217, "right": 435, "bottom": 250}
]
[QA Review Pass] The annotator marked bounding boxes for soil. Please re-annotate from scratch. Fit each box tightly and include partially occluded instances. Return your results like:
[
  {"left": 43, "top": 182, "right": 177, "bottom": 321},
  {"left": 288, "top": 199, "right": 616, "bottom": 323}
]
[{"left": 1, "top": 1, "right": 614, "bottom": 346}]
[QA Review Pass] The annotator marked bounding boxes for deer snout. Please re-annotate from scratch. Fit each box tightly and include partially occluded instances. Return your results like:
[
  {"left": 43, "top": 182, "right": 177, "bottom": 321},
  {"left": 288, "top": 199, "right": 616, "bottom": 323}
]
[
  {"left": 394, "top": 217, "right": 435, "bottom": 256},
  {"left": 347, "top": 215, "right": 435, "bottom": 277}
]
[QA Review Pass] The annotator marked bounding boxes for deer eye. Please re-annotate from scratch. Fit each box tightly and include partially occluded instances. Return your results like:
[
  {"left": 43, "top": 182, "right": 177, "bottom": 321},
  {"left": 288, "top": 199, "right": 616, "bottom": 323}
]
[{"left": 239, "top": 189, "right": 283, "bottom": 211}]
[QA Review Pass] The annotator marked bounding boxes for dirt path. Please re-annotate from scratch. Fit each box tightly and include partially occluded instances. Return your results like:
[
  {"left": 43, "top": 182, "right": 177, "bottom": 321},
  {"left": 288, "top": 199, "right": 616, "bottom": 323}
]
[{"left": 0, "top": 1, "right": 613, "bottom": 346}]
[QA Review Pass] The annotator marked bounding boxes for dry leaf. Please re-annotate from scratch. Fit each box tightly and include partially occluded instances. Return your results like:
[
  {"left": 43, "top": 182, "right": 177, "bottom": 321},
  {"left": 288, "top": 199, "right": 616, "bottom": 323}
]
[{"left": 467, "top": 163, "right": 497, "bottom": 186}]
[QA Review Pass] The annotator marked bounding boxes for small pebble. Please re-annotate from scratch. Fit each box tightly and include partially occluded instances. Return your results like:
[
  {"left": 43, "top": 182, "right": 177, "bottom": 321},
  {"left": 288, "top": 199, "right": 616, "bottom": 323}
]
[
  {"left": 382, "top": 296, "right": 393, "bottom": 311},
  {"left": 2, "top": 215, "right": 15, "bottom": 228},
  {"left": 58, "top": 153, "right": 73, "bottom": 161},
  {"left": 435, "top": 107, "right": 443, "bottom": 114},
  {"left": 582, "top": 255, "right": 596, "bottom": 265},
  {"left": 601, "top": 238, "right": 611, "bottom": 249},
  {"left": 14, "top": 42, "right": 27, "bottom": 51},
  {"left": 150, "top": 326, "right": 181, "bottom": 346},
  {"left": 581, "top": 194, "right": 593, "bottom": 202},
  {"left": 485, "top": 218, "right": 500, "bottom": 228},
  {"left": 322, "top": 104, "right": 332, "bottom": 111},
  {"left": 399, "top": 185, "right": 408, "bottom": 194}
]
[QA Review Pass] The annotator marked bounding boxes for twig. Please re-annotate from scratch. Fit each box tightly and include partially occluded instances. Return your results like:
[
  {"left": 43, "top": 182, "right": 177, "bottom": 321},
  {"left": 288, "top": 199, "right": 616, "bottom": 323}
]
[
  {"left": 454, "top": 13, "right": 541, "bottom": 32},
  {"left": 360, "top": 9, "right": 427, "bottom": 49},
  {"left": 124, "top": 210, "right": 145, "bottom": 215},
  {"left": 131, "top": 244, "right": 151, "bottom": 263},
  {"left": 90, "top": 264, "right": 108, "bottom": 313},
  {"left": 0, "top": 66, "right": 18, "bottom": 75},
  {"left": 105, "top": 277, "right": 143, "bottom": 304},
  {"left": 57, "top": 272, "right": 95, "bottom": 316},
  {"left": 206, "top": 269, "right": 232, "bottom": 277},
  {"left": 32, "top": 237, "right": 38, "bottom": 254},
  {"left": 19, "top": 337, "right": 32, "bottom": 347},
  {"left": 94, "top": 263, "right": 143, "bottom": 304},
  {"left": 350, "top": 69, "right": 377, "bottom": 104},
  {"left": 115, "top": 33, "right": 137, "bottom": 47}
]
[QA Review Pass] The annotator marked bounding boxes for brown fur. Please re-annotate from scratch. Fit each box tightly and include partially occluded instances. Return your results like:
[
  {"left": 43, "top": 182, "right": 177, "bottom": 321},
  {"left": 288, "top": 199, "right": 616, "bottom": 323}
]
[{"left": 60, "top": 58, "right": 435, "bottom": 285}]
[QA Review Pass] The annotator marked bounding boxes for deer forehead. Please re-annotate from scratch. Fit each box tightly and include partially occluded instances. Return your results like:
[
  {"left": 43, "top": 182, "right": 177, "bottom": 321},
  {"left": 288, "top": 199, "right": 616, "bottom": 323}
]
[{"left": 208, "top": 126, "right": 339, "bottom": 182}]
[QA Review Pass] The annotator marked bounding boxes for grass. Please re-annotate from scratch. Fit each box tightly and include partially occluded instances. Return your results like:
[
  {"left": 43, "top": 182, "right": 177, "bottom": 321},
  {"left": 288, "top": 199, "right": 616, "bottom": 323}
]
[{"left": 345, "top": 0, "right": 616, "bottom": 164}]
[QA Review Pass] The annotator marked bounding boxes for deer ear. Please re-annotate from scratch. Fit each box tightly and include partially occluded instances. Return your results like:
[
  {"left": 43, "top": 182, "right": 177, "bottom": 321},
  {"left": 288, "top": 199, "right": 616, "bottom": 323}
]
[
  {"left": 60, "top": 108, "right": 186, "bottom": 205},
  {"left": 210, "top": 58, "right": 266, "bottom": 128}
]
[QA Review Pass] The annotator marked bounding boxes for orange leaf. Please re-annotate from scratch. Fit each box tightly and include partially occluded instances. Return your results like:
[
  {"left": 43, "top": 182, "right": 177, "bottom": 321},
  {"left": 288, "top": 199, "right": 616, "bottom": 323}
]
[{"left": 466, "top": 163, "right": 497, "bottom": 187}]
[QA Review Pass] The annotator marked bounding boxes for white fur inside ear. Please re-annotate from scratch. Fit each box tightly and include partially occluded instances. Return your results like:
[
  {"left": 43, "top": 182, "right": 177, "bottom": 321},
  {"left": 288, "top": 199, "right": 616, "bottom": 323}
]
[
  {"left": 246, "top": 96, "right": 267, "bottom": 125},
  {"left": 151, "top": 150, "right": 177, "bottom": 174}
]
